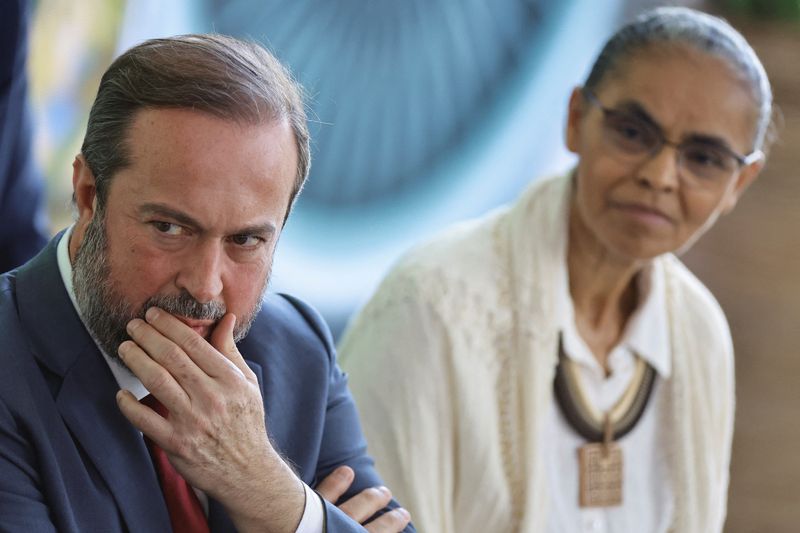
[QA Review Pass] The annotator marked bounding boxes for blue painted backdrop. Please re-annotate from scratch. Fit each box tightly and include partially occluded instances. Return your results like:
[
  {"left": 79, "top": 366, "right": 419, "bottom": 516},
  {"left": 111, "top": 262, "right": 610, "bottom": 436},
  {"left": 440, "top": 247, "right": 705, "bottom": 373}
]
[{"left": 116, "top": 0, "right": 625, "bottom": 336}]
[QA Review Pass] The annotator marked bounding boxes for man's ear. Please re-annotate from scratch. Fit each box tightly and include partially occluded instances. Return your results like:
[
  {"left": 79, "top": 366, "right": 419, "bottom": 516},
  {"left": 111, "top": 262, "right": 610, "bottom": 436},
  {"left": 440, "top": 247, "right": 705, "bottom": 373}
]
[
  {"left": 70, "top": 155, "right": 98, "bottom": 260},
  {"left": 721, "top": 154, "right": 764, "bottom": 215},
  {"left": 73, "top": 155, "right": 98, "bottom": 219},
  {"left": 565, "top": 87, "right": 586, "bottom": 154}
]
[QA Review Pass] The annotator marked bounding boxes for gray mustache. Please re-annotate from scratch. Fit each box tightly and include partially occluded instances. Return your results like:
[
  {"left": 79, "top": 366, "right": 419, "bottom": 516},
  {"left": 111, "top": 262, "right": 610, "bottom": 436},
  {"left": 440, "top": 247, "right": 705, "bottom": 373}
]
[{"left": 141, "top": 291, "right": 226, "bottom": 322}]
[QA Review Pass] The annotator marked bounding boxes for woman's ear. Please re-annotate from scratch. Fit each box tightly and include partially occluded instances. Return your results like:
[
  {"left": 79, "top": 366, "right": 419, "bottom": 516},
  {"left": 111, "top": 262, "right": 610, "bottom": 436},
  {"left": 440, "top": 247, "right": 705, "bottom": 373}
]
[
  {"left": 721, "top": 153, "right": 764, "bottom": 215},
  {"left": 566, "top": 87, "right": 586, "bottom": 154}
]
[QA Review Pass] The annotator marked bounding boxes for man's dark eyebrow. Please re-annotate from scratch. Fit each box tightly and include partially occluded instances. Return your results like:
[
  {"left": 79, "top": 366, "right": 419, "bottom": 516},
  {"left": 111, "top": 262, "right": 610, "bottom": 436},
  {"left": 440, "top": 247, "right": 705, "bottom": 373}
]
[
  {"left": 233, "top": 223, "right": 277, "bottom": 239},
  {"left": 615, "top": 99, "right": 737, "bottom": 150},
  {"left": 138, "top": 202, "right": 276, "bottom": 238},
  {"left": 138, "top": 203, "right": 204, "bottom": 230}
]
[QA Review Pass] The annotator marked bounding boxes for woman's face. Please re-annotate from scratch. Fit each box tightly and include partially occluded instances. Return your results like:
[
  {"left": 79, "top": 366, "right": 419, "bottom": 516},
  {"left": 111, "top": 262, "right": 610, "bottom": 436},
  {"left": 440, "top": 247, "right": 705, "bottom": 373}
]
[{"left": 566, "top": 44, "right": 764, "bottom": 261}]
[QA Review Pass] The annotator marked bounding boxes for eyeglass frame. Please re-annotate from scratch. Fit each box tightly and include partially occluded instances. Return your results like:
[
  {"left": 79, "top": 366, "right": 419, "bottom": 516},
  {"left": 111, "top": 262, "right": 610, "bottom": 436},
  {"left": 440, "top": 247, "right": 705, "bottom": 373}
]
[{"left": 580, "top": 88, "right": 762, "bottom": 179}]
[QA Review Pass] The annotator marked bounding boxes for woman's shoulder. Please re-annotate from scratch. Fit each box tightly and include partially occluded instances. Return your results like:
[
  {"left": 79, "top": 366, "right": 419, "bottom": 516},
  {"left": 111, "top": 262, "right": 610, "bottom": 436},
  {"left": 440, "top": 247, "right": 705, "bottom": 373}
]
[
  {"left": 357, "top": 208, "right": 517, "bottom": 338},
  {"left": 660, "top": 255, "right": 733, "bottom": 352},
  {"left": 391, "top": 207, "right": 510, "bottom": 290},
  {"left": 389, "top": 174, "right": 571, "bottom": 289}
]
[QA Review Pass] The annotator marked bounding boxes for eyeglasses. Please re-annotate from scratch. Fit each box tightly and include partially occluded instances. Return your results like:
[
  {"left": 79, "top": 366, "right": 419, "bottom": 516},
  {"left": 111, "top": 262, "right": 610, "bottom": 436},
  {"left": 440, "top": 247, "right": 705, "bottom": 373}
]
[{"left": 582, "top": 89, "right": 762, "bottom": 188}]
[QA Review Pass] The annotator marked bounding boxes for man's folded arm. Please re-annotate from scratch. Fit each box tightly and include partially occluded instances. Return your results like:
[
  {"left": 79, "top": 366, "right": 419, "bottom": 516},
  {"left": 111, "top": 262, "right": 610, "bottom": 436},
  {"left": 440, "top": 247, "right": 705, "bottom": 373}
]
[{"left": 281, "top": 294, "right": 415, "bottom": 533}]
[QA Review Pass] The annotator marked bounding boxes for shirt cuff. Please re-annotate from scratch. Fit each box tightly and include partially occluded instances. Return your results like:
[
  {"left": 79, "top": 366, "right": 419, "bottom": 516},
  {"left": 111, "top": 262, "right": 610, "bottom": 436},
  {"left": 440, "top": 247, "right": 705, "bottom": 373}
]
[{"left": 294, "top": 482, "right": 325, "bottom": 533}]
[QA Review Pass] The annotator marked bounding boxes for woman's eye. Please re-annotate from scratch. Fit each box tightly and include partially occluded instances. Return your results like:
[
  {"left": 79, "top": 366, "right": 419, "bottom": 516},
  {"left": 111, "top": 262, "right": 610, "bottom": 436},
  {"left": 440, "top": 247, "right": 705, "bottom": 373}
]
[
  {"left": 152, "top": 221, "right": 183, "bottom": 236},
  {"left": 606, "top": 114, "right": 657, "bottom": 153},
  {"left": 618, "top": 122, "right": 643, "bottom": 140},
  {"left": 684, "top": 145, "right": 728, "bottom": 169},
  {"left": 614, "top": 118, "right": 655, "bottom": 144}
]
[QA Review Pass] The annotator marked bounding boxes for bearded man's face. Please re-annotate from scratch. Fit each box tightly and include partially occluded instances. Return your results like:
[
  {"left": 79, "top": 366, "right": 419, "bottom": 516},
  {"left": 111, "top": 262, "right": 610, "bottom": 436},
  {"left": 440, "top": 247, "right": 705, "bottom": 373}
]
[
  {"left": 69, "top": 109, "right": 298, "bottom": 364},
  {"left": 72, "top": 211, "right": 263, "bottom": 366}
]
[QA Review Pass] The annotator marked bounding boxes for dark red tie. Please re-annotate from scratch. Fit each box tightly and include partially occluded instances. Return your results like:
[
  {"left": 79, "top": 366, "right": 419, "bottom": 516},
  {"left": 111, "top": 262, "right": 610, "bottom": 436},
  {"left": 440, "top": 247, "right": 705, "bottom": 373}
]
[{"left": 141, "top": 395, "right": 210, "bottom": 533}]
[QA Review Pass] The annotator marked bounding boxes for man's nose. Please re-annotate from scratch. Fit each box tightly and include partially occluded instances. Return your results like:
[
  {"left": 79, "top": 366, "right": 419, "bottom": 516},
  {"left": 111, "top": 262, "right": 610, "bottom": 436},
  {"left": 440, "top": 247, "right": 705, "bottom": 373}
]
[
  {"left": 175, "top": 241, "right": 224, "bottom": 304},
  {"left": 636, "top": 142, "right": 680, "bottom": 193}
]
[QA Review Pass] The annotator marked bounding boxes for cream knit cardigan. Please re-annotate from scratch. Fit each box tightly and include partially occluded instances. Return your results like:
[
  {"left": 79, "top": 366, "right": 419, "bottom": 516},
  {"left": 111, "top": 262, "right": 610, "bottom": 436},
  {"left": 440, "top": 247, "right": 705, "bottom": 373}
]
[{"left": 340, "top": 174, "right": 735, "bottom": 533}]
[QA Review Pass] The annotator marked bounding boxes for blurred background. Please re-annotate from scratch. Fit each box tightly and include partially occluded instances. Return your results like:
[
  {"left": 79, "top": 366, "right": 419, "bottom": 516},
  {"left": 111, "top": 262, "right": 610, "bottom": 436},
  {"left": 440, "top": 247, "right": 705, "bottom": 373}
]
[{"left": 9, "top": 0, "right": 800, "bottom": 530}]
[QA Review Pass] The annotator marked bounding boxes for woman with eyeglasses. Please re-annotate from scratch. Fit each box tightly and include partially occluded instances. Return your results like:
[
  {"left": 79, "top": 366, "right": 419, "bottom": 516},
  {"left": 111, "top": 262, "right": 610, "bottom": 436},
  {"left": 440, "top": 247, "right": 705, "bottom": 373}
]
[{"left": 339, "top": 7, "right": 773, "bottom": 533}]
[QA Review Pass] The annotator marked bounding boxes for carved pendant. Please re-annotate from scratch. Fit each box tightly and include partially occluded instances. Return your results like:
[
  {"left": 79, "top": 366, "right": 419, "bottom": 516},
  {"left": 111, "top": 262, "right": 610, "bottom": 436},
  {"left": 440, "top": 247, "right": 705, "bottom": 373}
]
[{"left": 578, "top": 441, "right": 623, "bottom": 507}]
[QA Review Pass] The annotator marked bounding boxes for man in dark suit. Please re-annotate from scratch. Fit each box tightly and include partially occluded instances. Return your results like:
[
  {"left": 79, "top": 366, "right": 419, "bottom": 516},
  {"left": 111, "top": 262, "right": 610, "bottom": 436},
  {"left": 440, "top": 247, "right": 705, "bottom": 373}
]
[
  {"left": 0, "top": 0, "right": 49, "bottom": 272},
  {"left": 0, "top": 34, "right": 412, "bottom": 533}
]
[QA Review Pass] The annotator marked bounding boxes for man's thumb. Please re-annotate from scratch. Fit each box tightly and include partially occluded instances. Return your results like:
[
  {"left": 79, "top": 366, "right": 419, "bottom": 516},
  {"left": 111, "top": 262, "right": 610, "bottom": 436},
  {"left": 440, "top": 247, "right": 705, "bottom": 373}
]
[{"left": 210, "top": 313, "right": 238, "bottom": 357}]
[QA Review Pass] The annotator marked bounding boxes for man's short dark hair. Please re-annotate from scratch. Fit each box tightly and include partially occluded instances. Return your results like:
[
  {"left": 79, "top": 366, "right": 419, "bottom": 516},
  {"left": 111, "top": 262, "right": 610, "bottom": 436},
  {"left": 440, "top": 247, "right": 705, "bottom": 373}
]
[{"left": 80, "top": 33, "right": 310, "bottom": 219}]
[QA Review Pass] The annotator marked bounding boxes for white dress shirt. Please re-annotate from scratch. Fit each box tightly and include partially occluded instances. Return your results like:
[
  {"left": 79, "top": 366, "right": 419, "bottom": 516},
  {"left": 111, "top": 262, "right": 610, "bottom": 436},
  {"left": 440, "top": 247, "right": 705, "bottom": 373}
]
[
  {"left": 544, "top": 260, "right": 675, "bottom": 533},
  {"left": 56, "top": 225, "right": 324, "bottom": 532}
]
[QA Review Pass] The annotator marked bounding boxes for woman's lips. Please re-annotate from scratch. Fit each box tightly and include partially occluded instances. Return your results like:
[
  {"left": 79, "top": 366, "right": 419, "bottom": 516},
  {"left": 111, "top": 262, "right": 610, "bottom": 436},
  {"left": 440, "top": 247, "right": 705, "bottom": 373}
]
[{"left": 611, "top": 201, "right": 674, "bottom": 227}]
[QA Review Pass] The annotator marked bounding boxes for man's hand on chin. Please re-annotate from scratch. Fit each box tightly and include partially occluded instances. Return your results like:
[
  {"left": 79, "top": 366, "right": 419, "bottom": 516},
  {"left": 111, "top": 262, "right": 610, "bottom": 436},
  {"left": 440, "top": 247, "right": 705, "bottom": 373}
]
[{"left": 115, "top": 307, "right": 305, "bottom": 533}]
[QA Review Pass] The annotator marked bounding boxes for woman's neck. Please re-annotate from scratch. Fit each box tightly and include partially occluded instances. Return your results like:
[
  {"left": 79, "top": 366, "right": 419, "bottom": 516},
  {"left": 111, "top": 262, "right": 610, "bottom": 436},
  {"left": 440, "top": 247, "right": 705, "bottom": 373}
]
[{"left": 567, "top": 200, "right": 646, "bottom": 371}]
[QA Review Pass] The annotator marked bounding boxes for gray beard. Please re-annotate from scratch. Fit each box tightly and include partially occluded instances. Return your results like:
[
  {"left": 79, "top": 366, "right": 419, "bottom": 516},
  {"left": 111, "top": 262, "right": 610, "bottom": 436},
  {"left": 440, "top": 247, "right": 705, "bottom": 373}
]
[{"left": 71, "top": 211, "right": 266, "bottom": 371}]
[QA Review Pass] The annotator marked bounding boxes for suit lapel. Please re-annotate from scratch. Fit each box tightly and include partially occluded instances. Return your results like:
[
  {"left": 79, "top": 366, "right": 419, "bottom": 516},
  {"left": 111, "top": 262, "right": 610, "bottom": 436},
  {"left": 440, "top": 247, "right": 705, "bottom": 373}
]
[
  {"left": 17, "top": 236, "right": 274, "bottom": 532},
  {"left": 16, "top": 235, "right": 172, "bottom": 531},
  {"left": 57, "top": 347, "right": 172, "bottom": 531}
]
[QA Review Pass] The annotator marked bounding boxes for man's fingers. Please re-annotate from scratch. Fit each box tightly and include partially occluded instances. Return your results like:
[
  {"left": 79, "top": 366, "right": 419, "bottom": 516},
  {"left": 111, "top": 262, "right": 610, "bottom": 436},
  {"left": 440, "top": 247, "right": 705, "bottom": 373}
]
[
  {"left": 364, "top": 507, "right": 412, "bottom": 533},
  {"left": 117, "top": 339, "right": 190, "bottom": 410},
  {"left": 315, "top": 466, "right": 354, "bottom": 503},
  {"left": 209, "top": 313, "right": 252, "bottom": 377},
  {"left": 137, "top": 308, "right": 240, "bottom": 380},
  {"left": 116, "top": 389, "right": 172, "bottom": 445},
  {"left": 209, "top": 312, "right": 237, "bottom": 355},
  {"left": 338, "top": 486, "right": 393, "bottom": 524},
  {"left": 316, "top": 470, "right": 411, "bottom": 531}
]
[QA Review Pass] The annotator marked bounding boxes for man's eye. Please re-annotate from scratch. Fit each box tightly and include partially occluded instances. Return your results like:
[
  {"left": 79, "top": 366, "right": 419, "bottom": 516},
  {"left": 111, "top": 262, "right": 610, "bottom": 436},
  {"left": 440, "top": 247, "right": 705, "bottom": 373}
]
[
  {"left": 230, "top": 234, "right": 263, "bottom": 247},
  {"left": 152, "top": 221, "right": 183, "bottom": 236}
]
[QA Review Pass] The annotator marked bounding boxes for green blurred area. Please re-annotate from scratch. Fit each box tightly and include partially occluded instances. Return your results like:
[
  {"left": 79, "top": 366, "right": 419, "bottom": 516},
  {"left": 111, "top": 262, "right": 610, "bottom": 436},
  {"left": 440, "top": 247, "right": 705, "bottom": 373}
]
[
  {"left": 719, "top": 0, "right": 800, "bottom": 18},
  {"left": 29, "top": 0, "right": 125, "bottom": 233}
]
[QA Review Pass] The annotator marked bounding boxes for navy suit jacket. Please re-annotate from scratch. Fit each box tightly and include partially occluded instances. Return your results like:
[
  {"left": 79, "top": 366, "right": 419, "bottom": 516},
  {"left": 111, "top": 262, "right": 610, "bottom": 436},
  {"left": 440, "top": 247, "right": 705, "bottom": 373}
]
[
  {"left": 0, "top": 0, "right": 49, "bottom": 273},
  {"left": 0, "top": 236, "right": 414, "bottom": 532}
]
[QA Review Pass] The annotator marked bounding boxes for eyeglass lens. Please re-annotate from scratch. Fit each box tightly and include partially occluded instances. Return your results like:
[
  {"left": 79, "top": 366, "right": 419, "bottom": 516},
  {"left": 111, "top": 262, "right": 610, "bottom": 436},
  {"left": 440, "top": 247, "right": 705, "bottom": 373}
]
[{"left": 600, "top": 109, "right": 740, "bottom": 183}]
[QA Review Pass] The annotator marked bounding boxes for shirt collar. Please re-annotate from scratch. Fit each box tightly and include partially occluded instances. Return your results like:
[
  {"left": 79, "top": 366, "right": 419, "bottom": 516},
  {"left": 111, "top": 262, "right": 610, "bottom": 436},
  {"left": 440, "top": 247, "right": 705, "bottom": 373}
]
[
  {"left": 625, "top": 260, "right": 671, "bottom": 377},
  {"left": 555, "top": 256, "right": 672, "bottom": 379},
  {"left": 57, "top": 225, "right": 150, "bottom": 400}
]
